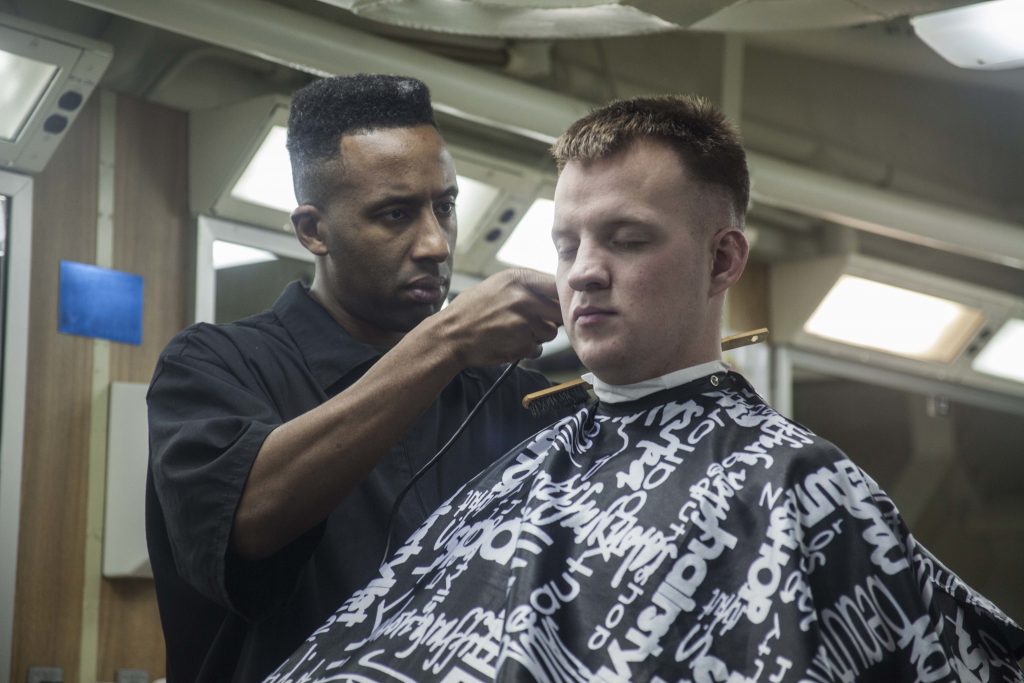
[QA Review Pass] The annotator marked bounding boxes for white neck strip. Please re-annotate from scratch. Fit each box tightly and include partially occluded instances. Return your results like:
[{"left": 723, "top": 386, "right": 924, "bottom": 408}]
[{"left": 582, "top": 360, "right": 729, "bottom": 404}]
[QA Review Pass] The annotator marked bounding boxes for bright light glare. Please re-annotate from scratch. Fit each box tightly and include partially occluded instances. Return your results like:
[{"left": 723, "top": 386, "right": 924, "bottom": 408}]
[
  {"left": 230, "top": 125, "right": 296, "bottom": 212},
  {"left": 911, "top": 0, "right": 1024, "bottom": 70},
  {"left": 972, "top": 318, "right": 1024, "bottom": 383},
  {"left": 456, "top": 174, "right": 500, "bottom": 245},
  {"left": 0, "top": 50, "right": 59, "bottom": 140},
  {"left": 213, "top": 240, "right": 278, "bottom": 270},
  {"left": 496, "top": 198, "right": 556, "bottom": 274},
  {"left": 804, "top": 275, "right": 983, "bottom": 362}
]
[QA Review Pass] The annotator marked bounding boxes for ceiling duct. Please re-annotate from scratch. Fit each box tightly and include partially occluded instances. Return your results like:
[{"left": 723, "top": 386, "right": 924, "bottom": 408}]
[{"left": 314, "top": 0, "right": 971, "bottom": 38}]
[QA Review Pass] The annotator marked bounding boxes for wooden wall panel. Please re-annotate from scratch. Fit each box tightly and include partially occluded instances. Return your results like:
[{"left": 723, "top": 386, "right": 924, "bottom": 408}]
[
  {"left": 98, "top": 94, "right": 190, "bottom": 681},
  {"left": 10, "top": 92, "right": 190, "bottom": 683},
  {"left": 11, "top": 96, "right": 100, "bottom": 682}
]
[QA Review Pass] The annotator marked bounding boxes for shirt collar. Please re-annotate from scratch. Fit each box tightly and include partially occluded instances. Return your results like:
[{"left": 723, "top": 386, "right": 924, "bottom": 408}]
[
  {"left": 582, "top": 360, "right": 730, "bottom": 404},
  {"left": 272, "top": 281, "right": 381, "bottom": 391}
]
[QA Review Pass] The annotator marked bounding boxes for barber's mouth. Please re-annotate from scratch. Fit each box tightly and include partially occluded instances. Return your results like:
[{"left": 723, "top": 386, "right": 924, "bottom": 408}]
[{"left": 405, "top": 279, "right": 446, "bottom": 304}]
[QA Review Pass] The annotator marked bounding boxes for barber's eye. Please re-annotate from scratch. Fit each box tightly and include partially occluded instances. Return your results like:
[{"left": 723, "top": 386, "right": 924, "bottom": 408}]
[
  {"left": 382, "top": 208, "right": 407, "bottom": 222},
  {"left": 436, "top": 201, "right": 456, "bottom": 217}
]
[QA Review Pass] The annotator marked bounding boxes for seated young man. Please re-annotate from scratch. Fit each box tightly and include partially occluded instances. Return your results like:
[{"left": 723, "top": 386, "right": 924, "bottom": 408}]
[{"left": 264, "top": 96, "right": 1024, "bottom": 683}]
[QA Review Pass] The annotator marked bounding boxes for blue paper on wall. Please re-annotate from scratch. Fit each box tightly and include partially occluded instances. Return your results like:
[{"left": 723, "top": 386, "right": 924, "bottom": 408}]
[{"left": 58, "top": 261, "right": 144, "bottom": 345}]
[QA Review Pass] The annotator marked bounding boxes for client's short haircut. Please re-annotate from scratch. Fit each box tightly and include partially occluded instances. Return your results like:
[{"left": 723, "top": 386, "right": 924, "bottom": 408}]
[
  {"left": 287, "top": 74, "right": 437, "bottom": 205},
  {"left": 551, "top": 95, "right": 749, "bottom": 224}
]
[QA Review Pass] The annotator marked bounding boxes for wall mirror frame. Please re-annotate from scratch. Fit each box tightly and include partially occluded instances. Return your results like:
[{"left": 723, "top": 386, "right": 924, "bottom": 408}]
[
  {"left": 0, "top": 170, "right": 33, "bottom": 682},
  {"left": 195, "top": 215, "right": 314, "bottom": 325}
]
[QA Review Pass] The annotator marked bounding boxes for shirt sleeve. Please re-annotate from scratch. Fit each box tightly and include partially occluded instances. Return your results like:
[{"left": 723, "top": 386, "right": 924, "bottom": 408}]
[{"left": 147, "top": 326, "right": 322, "bottom": 621}]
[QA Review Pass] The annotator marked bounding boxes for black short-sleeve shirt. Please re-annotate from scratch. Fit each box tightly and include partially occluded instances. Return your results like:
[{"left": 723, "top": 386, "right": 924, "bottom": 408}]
[{"left": 146, "top": 281, "right": 550, "bottom": 683}]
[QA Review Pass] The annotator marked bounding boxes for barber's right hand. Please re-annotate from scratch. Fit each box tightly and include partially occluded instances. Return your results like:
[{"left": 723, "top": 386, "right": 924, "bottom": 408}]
[{"left": 440, "top": 268, "right": 562, "bottom": 367}]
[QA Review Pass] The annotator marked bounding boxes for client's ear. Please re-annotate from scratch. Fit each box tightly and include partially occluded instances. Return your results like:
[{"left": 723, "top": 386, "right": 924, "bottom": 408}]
[
  {"left": 709, "top": 227, "right": 748, "bottom": 298},
  {"left": 292, "top": 205, "right": 328, "bottom": 256}
]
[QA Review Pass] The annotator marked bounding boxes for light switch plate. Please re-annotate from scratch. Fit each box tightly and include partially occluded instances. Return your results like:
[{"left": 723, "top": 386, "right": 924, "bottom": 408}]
[
  {"left": 116, "top": 669, "right": 149, "bottom": 683},
  {"left": 27, "top": 667, "right": 63, "bottom": 683}
]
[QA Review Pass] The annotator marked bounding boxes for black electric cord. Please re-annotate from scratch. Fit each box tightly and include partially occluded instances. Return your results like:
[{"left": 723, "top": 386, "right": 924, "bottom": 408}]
[{"left": 379, "top": 360, "right": 521, "bottom": 566}]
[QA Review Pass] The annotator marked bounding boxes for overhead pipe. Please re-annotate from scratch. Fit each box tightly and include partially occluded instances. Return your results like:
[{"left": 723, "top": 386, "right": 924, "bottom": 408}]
[{"left": 748, "top": 152, "right": 1024, "bottom": 270}]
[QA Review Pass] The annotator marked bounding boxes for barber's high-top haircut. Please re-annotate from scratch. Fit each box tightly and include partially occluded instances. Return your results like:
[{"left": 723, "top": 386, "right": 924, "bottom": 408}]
[
  {"left": 551, "top": 95, "right": 749, "bottom": 224},
  {"left": 287, "top": 74, "right": 437, "bottom": 205}
]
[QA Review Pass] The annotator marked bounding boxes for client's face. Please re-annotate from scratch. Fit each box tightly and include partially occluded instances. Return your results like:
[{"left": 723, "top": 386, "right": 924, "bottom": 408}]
[{"left": 552, "top": 139, "right": 716, "bottom": 385}]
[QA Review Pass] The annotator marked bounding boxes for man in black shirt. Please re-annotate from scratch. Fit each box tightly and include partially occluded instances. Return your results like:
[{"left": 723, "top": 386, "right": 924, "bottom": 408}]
[{"left": 146, "top": 74, "right": 560, "bottom": 682}]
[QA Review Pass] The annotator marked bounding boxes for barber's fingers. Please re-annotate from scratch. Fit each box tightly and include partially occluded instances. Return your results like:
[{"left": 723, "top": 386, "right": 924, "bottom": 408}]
[
  {"left": 509, "top": 267, "right": 558, "bottom": 301},
  {"left": 527, "top": 290, "right": 563, "bottom": 326},
  {"left": 529, "top": 320, "right": 559, "bottom": 344}
]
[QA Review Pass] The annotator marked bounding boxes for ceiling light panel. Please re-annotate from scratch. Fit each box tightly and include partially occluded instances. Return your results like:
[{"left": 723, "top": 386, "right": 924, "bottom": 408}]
[
  {"left": 191, "top": 96, "right": 293, "bottom": 231},
  {"left": 972, "top": 318, "right": 1024, "bottom": 384},
  {"left": 911, "top": 0, "right": 1024, "bottom": 70},
  {"left": 0, "top": 52, "right": 58, "bottom": 141},
  {"left": 0, "top": 13, "right": 111, "bottom": 172},
  {"left": 803, "top": 274, "right": 984, "bottom": 363},
  {"left": 771, "top": 252, "right": 1024, "bottom": 399},
  {"left": 212, "top": 240, "right": 278, "bottom": 270},
  {"left": 496, "top": 197, "right": 556, "bottom": 274},
  {"left": 229, "top": 125, "right": 295, "bottom": 214},
  {"left": 446, "top": 147, "right": 551, "bottom": 277}
]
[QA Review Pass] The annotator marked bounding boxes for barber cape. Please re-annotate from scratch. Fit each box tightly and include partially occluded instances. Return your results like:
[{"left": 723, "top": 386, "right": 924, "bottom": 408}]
[{"left": 266, "top": 369, "right": 1024, "bottom": 683}]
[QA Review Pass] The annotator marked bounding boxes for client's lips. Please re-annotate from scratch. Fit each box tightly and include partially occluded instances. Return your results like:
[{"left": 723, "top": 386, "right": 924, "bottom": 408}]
[
  {"left": 404, "top": 277, "right": 447, "bottom": 304},
  {"left": 573, "top": 305, "right": 615, "bottom": 325}
]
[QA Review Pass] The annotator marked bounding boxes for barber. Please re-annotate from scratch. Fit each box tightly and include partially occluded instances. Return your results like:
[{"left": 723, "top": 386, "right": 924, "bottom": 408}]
[{"left": 146, "top": 74, "right": 560, "bottom": 683}]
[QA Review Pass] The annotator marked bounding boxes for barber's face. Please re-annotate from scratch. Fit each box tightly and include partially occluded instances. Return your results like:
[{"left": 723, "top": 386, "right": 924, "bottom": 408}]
[
  {"left": 553, "top": 139, "right": 738, "bottom": 385},
  {"left": 296, "top": 125, "right": 457, "bottom": 347}
]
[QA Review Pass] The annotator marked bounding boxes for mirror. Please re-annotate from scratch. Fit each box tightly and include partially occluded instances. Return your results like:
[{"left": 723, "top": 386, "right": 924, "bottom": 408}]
[
  {"left": 195, "top": 215, "right": 314, "bottom": 324},
  {"left": 783, "top": 348, "right": 1024, "bottom": 626},
  {"left": 0, "top": 170, "right": 32, "bottom": 680}
]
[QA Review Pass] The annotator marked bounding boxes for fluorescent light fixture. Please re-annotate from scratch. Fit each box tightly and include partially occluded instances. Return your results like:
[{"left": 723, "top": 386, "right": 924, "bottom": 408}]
[
  {"left": 213, "top": 240, "right": 278, "bottom": 270},
  {"left": 495, "top": 198, "right": 556, "bottom": 274},
  {"left": 191, "top": 96, "right": 293, "bottom": 231},
  {"left": 0, "top": 51, "right": 58, "bottom": 141},
  {"left": 0, "top": 13, "right": 111, "bottom": 172},
  {"left": 911, "top": 0, "right": 1024, "bottom": 70},
  {"left": 229, "top": 125, "right": 295, "bottom": 213},
  {"left": 803, "top": 274, "right": 983, "bottom": 362},
  {"left": 972, "top": 318, "right": 1024, "bottom": 383},
  {"left": 456, "top": 174, "right": 500, "bottom": 244}
]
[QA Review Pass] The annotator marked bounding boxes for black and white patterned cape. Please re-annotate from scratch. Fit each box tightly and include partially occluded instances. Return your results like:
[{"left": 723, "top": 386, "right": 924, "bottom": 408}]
[{"left": 266, "top": 371, "right": 1024, "bottom": 682}]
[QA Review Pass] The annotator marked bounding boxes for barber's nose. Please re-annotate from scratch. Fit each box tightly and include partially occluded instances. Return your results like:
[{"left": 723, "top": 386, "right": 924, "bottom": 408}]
[
  {"left": 412, "top": 212, "right": 452, "bottom": 263},
  {"left": 566, "top": 241, "right": 609, "bottom": 292}
]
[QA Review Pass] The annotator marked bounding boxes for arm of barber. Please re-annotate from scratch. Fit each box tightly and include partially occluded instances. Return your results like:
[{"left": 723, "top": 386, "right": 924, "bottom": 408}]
[{"left": 231, "top": 268, "right": 561, "bottom": 561}]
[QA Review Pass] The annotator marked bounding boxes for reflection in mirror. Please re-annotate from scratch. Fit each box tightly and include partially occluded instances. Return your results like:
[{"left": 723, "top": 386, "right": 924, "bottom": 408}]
[
  {"left": 196, "top": 216, "right": 315, "bottom": 325},
  {"left": 214, "top": 239, "right": 313, "bottom": 323},
  {"left": 792, "top": 367, "right": 1024, "bottom": 625}
]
